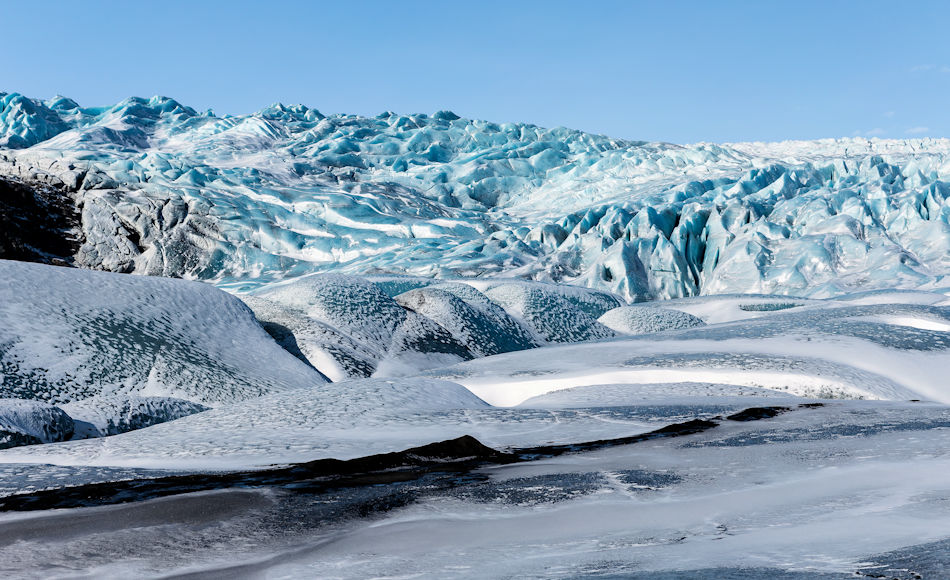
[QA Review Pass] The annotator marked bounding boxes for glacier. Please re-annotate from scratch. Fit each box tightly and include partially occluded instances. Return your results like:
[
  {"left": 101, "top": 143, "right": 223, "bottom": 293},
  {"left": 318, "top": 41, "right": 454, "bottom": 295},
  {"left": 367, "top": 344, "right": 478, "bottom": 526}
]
[
  {"left": 2, "top": 92, "right": 950, "bottom": 300},
  {"left": 5, "top": 92, "right": 950, "bottom": 579}
]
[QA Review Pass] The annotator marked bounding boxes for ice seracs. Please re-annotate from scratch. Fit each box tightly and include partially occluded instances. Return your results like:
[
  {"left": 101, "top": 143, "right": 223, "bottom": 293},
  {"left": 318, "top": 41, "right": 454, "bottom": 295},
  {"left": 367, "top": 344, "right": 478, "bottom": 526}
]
[{"left": 3, "top": 92, "right": 950, "bottom": 300}]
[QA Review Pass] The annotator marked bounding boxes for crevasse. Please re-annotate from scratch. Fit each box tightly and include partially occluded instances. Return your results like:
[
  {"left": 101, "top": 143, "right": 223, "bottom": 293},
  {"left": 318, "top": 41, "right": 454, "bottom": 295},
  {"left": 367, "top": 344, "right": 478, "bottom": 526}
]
[{"left": 2, "top": 91, "right": 949, "bottom": 300}]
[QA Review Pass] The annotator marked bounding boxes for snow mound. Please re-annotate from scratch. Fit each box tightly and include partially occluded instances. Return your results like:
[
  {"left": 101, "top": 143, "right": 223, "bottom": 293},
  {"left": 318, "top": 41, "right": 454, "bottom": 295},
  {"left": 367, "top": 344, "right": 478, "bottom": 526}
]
[
  {"left": 376, "top": 312, "right": 475, "bottom": 377},
  {"left": 247, "top": 275, "right": 619, "bottom": 380},
  {"left": 253, "top": 274, "right": 406, "bottom": 352},
  {"left": 0, "top": 398, "right": 74, "bottom": 448},
  {"left": 395, "top": 285, "right": 539, "bottom": 356},
  {"left": 0, "top": 260, "right": 324, "bottom": 405},
  {"left": 247, "top": 274, "right": 462, "bottom": 380},
  {"left": 245, "top": 296, "right": 374, "bottom": 381},
  {"left": 597, "top": 305, "right": 706, "bottom": 335},
  {"left": 483, "top": 282, "right": 618, "bottom": 343},
  {"left": 61, "top": 395, "right": 209, "bottom": 438}
]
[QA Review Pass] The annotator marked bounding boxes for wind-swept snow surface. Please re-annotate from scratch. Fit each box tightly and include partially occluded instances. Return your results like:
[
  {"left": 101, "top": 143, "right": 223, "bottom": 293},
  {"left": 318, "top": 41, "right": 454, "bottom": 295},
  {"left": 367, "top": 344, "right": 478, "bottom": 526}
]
[
  {"left": 4, "top": 92, "right": 950, "bottom": 300},
  {"left": 598, "top": 305, "right": 706, "bottom": 334},
  {"left": 0, "top": 260, "right": 323, "bottom": 405},
  {"left": 0, "top": 274, "right": 949, "bottom": 577},
  {"left": 429, "top": 296, "right": 950, "bottom": 406},
  {"left": 2, "top": 286, "right": 948, "bottom": 470},
  {"left": 245, "top": 273, "right": 622, "bottom": 380}
]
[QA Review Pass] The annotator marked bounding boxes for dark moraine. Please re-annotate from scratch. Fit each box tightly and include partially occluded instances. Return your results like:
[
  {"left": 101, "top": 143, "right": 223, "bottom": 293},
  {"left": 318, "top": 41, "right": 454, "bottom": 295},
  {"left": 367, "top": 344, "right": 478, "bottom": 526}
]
[{"left": 0, "top": 404, "right": 815, "bottom": 513}]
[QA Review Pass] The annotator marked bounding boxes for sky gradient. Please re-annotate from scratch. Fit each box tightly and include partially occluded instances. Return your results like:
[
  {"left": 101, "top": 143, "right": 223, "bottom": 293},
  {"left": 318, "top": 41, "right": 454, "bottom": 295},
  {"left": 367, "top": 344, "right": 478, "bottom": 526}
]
[{"left": 4, "top": 0, "right": 950, "bottom": 143}]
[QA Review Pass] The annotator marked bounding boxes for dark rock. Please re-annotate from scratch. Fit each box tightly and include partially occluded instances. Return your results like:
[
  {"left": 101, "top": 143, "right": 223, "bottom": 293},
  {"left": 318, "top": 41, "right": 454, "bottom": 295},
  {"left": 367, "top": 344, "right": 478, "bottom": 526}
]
[
  {"left": 0, "top": 176, "right": 81, "bottom": 264},
  {"left": 726, "top": 406, "right": 791, "bottom": 421}
]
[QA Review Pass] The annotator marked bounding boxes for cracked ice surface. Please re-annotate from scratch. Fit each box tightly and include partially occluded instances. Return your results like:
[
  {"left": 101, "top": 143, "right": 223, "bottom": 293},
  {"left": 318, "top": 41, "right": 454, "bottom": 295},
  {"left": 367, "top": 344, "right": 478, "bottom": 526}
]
[{"left": 4, "top": 92, "right": 950, "bottom": 300}]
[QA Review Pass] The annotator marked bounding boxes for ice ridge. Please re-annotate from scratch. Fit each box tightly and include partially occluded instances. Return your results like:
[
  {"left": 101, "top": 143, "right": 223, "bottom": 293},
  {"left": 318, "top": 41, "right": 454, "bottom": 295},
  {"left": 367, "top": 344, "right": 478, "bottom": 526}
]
[{"left": 3, "top": 92, "right": 950, "bottom": 300}]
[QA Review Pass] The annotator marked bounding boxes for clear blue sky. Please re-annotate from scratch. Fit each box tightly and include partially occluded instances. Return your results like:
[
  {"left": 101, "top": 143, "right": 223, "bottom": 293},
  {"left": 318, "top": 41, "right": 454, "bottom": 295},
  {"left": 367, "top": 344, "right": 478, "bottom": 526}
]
[{"left": 4, "top": 0, "right": 949, "bottom": 143}]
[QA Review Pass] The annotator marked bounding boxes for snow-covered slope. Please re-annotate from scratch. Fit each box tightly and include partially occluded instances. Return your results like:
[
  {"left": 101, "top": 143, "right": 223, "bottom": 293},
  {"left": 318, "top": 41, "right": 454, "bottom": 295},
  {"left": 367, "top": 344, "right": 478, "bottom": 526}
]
[
  {"left": 0, "top": 260, "right": 324, "bottom": 405},
  {"left": 1, "top": 282, "right": 949, "bottom": 578},
  {"left": 0, "top": 399, "right": 74, "bottom": 449},
  {"left": 3, "top": 288, "right": 948, "bottom": 469},
  {"left": 0, "top": 257, "right": 626, "bottom": 406},
  {"left": 428, "top": 290, "right": 950, "bottom": 406},
  {"left": 3, "top": 92, "right": 950, "bottom": 299}
]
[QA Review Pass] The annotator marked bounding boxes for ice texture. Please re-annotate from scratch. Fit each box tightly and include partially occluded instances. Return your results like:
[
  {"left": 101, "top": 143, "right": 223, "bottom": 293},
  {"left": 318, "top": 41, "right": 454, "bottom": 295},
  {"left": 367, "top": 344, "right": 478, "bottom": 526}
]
[
  {"left": 394, "top": 284, "right": 540, "bottom": 356},
  {"left": 0, "top": 260, "right": 324, "bottom": 405},
  {"left": 243, "top": 273, "right": 621, "bottom": 380},
  {"left": 4, "top": 92, "right": 950, "bottom": 299},
  {"left": 482, "top": 282, "right": 617, "bottom": 343},
  {"left": 0, "top": 399, "right": 74, "bottom": 448},
  {"left": 3, "top": 288, "right": 949, "bottom": 470},
  {"left": 5, "top": 93, "right": 950, "bottom": 578}
]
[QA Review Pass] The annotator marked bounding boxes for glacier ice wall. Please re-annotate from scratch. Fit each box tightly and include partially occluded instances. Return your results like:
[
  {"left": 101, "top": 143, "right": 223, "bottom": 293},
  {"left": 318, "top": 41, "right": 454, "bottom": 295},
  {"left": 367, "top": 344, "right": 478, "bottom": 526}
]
[{"left": 3, "top": 92, "right": 950, "bottom": 299}]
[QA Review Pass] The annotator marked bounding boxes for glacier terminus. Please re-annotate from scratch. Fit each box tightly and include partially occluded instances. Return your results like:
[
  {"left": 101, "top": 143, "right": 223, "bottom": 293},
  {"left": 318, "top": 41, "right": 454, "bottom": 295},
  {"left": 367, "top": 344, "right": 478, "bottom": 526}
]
[
  {"left": 2, "top": 91, "right": 950, "bottom": 300},
  {"left": 2, "top": 91, "right": 950, "bottom": 580}
]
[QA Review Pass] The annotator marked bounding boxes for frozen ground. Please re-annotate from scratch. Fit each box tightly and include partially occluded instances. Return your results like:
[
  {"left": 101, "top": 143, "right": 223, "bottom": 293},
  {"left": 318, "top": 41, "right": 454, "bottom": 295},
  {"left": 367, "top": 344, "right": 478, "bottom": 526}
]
[
  {"left": 259, "top": 401, "right": 950, "bottom": 580},
  {"left": 1, "top": 401, "right": 949, "bottom": 579}
]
